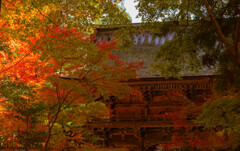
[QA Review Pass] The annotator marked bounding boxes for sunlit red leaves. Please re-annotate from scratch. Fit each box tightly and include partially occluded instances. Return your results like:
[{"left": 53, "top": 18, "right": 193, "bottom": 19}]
[
  {"left": 0, "top": 30, "right": 55, "bottom": 85},
  {"left": 96, "top": 40, "right": 118, "bottom": 51},
  {"left": 0, "top": 1, "right": 61, "bottom": 85},
  {"left": 0, "top": 52, "right": 54, "bottom": 86}
]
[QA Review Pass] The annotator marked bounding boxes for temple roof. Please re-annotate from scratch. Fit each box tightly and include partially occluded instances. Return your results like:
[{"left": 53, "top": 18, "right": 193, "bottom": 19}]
[{"left": 96, "top": 25, "right": 216, "bottom": 78}]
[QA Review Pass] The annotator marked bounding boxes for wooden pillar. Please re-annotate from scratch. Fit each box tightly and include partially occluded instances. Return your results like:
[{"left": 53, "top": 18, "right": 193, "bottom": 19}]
[
  {"left": 145, "top": 104, "right": 149, "bottom": 121},
  {"left": 103, "top": 128, "right": 110, "bottom": 147},
  {"left": 116, "top": 111, "right": 119, "bottom": 122},
  {"left": 137, "top": 128, "right": 145, "bottom": 151},
  {"left": 121, "top": 128, "right": 126, "bottom": 141}
]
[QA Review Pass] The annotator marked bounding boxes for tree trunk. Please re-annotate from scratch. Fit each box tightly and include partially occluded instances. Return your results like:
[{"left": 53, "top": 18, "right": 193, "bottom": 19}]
[
  {"left": 44, "top": 107, "right": 61, "bottom": 150},
  {"left": 203, "top": 0, "right": 240, "bottom": 68},
  {"left": 25, "top": 116, "right": 29, "bottom": 151}
]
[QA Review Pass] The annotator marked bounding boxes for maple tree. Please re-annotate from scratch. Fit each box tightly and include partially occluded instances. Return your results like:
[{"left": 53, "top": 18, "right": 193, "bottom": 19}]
[{"left": 0, "top": 0, "right": 141, "bottom": 150}]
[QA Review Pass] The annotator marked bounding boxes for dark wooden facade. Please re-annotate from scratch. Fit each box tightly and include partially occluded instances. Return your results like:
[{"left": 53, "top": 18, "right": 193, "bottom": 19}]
[{"left": 89, "top": 76, "right": 214, "bottom": 151}]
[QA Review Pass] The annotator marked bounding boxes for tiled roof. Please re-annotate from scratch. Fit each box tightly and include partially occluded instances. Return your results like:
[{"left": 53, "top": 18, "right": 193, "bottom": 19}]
[{"left": 96, "top": 27, "right": 216, "bottom": 78}]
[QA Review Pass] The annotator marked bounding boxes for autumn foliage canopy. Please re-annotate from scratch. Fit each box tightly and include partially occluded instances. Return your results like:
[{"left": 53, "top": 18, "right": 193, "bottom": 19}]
[{"left": 0, "top": 0, "right": 141, "bottom": 150}]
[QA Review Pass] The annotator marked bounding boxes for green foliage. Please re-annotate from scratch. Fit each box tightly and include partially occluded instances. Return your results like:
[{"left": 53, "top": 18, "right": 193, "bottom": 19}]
[
  {"left": 153, "top": 34, "right": 202, "bottom": 77},
  {"left": 0, "top": 81, "right": 46, "bottom": 148},
  {"left": 195, "top": 94, "right": 240, "bottom": 149},
  {"left": 137, "top": 0, "right": 239, "bottom": 22},
  {"left": 113, "top": 25, "right": 137, "bottom": 52},
  {"left": 196, "top": 94, "right": 240, "bottom": 129},
  {"left": 100, "top": 2, "right": 131, "bottom": 25}
]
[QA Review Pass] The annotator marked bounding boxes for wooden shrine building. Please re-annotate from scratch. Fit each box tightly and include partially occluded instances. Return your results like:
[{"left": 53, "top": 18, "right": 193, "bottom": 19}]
[
  {"left": 88, "top": 25, "right": 215, "bottom": 151},
  {"left": 88, "top": 76, "right": 213, "bottom": 150}
]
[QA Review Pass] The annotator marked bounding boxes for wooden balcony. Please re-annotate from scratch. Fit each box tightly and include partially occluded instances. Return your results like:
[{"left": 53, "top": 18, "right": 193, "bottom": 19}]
[{"left": 88, "top": 115, "right": 197, "bottom": 128}]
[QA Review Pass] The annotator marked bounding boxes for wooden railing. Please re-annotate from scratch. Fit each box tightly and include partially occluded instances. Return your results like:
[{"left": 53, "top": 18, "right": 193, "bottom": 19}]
[{"left": 90, "top": 114, "right": 197, "bottom": 123}]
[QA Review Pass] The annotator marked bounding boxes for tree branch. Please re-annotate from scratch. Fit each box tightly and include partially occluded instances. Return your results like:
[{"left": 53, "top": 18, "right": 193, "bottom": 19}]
[
  {"left": 187, "top": 0, "right": 190, "bottom": 26},
  {"left": 61, "top": 90, "right": 72, "bottom": 106},
  {"left": 31, "top": 0, "right": 64, "bottom": 34},
  {"left": 235, "top": 15, "right": 240, "bottom": 54},
  {"left": 80, "top": 57, "right": 102, "bottom": 80},
  {"left": 55, "top": 82, "right": 60, "bottom": 106},
  {"left": 203, "top": 0, "right": 240, "bottom": 68},
  {"left": 60, "top": 96, "right": 79, "bottom": 112},
  {"left": 0, "top": 52, "right": 32, "bottom": 75}
]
